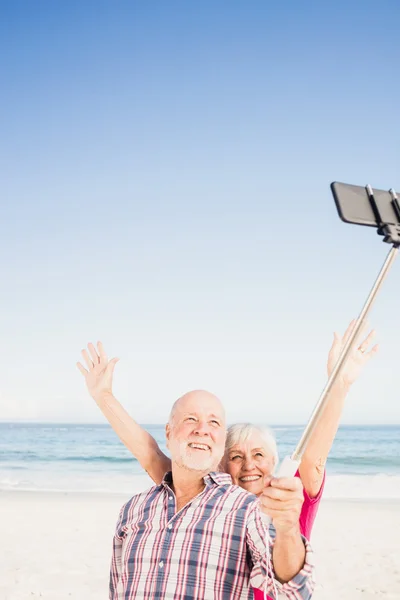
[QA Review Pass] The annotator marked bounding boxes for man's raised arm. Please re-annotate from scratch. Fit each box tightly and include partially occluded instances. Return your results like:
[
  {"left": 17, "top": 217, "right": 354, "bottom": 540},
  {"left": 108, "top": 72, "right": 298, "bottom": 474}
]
[{"left": 77, "top": 341, "right": 171, "bottom": 484}]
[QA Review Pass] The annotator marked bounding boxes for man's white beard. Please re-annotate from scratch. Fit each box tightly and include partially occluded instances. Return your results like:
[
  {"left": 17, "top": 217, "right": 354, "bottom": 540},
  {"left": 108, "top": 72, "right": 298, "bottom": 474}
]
[{"left": 175, "top": 440, "right": 219, "bottom": 472}]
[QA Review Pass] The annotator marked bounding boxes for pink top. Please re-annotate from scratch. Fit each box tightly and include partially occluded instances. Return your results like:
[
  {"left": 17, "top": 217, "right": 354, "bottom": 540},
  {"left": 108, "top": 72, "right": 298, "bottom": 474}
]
[{"left": 253, "top": 469, "right": 326, "bottom": 600}]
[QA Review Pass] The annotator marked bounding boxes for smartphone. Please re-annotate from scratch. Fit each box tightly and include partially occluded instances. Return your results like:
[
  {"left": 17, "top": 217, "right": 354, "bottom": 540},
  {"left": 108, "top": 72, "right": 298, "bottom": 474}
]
[{"left": 331, "top": 181, "right": 400, "bottom": 228}]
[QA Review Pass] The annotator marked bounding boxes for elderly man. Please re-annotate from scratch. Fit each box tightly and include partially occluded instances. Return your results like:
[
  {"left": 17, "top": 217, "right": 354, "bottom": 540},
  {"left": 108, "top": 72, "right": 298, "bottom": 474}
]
[{"left": 78, "top": 343, "right": 315, "bottom": 600}]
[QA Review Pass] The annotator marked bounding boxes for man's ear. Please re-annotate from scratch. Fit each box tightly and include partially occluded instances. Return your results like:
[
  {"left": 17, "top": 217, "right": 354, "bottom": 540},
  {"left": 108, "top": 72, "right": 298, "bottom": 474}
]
[{"left": 165, "top": 423, "right": 171, "bottom": 442}]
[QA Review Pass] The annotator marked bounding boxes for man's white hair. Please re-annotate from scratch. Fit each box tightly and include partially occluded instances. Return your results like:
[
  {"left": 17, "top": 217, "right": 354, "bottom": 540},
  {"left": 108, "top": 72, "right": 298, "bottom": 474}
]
[{"left": 225, "top": 423, "right": 279, "bottom": 468}]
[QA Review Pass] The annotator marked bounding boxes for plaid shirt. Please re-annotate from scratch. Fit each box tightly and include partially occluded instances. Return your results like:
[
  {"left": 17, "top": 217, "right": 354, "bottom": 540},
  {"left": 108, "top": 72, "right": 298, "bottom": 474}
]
[{"left": 110, "top": 471, "right": 314, "bottom": 600}]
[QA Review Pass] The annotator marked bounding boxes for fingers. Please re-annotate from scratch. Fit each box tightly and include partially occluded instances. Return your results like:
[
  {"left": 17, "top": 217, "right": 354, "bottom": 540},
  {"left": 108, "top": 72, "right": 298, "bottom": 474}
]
[
  {"left": 97, "top": 341, "right": 108, "bottom": 364},
  {"left": 343, "top": 318, "right": 369, "bottom": 342},
  {"left": 262, "top": 477, "right": 303, "bottom": 503},
  {"left": 107, "top": 357, "right": 119, "bottom": 374},
  {"left": 344, "top": 319, "right": 371, "bottom": 348},
  {"left": 358, "top": 329, "right": 376, "bottom": 353},
  {"left": 341, "top": 319, "right": 357, "bottom": 345},
  {"left": 81, "top": 342, "right": 108, "bottom": 369},
  {"left": 76, "top": 362, "right": 88, "bottom": 376},
  {"left": 79, "top": 341, "right": 117, "bottom": 373},
  {"left": 269, "top": 477, "right": 302, "bottom": 492},
  {"left": 365, "top": 342, "right": 379, "bottom": 359},
  {"left": 81, "top": 349, "right": 94, "bottom": 370},
  {"left": 260, "top": 481, "right": 304, "bottom": 523},
  {"left": 261, "top": 496, "right": 302, "bottom": 512},
  {"left": 87, "top": 342, "right": 100, "bottom": 366},
  {"left": 263, "top": 486, "right": 302, "bottom": 503},
  {"left": 338, "top": 319, "right": 378, "bottom": 355},
  {"left": 330, "top": 319, "right": 358, "bottom": 351}
]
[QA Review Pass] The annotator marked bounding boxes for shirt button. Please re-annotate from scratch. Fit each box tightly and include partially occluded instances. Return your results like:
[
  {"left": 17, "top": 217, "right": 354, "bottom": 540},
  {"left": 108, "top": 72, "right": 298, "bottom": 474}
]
[
  {"left": 167, "top": 524, "right": 172, "bottom": 530},
  {"left": 169, "top": 496, "right": 173, "bottom": 500},
  {"left": 159, "top": 561, "right": 164, "bottom": 568}
]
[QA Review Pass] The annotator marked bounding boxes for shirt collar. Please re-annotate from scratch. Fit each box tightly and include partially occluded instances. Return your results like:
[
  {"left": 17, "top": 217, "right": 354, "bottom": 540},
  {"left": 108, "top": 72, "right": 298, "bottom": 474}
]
[{"left": 161, "top": 470, "right": 232, "bottom": 489}]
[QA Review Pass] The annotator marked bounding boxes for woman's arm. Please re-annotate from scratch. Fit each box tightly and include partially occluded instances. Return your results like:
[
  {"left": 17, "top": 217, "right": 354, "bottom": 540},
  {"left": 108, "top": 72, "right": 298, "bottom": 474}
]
[
  {"left": 299, "top": 380, "right": 349, "bottom": 498},
  {"left": 299, "top": 320, "right": 378, "bottom": 498},
  {"left": 77, "top": 341, "right": 171, "bottom": 485}
]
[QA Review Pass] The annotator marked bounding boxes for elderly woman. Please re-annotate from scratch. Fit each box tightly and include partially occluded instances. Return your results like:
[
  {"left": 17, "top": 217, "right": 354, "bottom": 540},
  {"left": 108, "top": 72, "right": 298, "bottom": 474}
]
[{"left": 78, "top": 320, "right": 377, "bottom": 597}]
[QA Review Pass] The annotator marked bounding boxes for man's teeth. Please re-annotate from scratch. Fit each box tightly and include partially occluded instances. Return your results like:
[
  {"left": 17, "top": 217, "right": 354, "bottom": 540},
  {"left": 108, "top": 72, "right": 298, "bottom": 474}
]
[
  {"left": 240, "top": 475, "right": 261, "bottom": 482},
  {"left": 188, "top": 443, "right": 210, "bottom": 451}
]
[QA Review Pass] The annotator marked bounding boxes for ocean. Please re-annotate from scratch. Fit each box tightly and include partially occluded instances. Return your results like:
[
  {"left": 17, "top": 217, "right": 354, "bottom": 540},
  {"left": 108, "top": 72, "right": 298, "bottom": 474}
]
[{"left": 1, "top": 423, "right": 399, "bottom": 499}]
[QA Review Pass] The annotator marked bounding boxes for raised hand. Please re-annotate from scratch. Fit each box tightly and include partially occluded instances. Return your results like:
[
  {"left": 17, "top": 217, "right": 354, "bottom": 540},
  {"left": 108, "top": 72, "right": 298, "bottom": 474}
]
[
  {"left": 77, "top": 342, "right": 119, "bottom": 402},
  {"left": 327, "top": 319, "right": 379, "bottom": 387}
]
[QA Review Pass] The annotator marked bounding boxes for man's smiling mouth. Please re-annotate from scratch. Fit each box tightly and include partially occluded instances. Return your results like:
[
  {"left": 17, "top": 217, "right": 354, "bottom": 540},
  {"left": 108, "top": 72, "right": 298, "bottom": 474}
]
[{"left": 188, "top": 443, "right": 211, "bottom": 451}]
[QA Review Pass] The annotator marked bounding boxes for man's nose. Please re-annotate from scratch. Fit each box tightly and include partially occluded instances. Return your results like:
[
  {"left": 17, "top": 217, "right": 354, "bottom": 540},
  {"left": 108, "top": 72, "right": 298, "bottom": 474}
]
[{"left": 193, "top": 421, "right": 211, "bottom": 436}]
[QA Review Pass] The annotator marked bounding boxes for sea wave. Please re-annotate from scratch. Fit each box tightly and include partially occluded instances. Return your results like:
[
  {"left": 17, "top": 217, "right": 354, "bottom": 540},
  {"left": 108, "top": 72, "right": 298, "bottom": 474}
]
[
  {"left": 1, "top": 453, "right": 139, "bottom": 463},
  {"left": 2, "top": 452, "right": 398, "bottom": 472},
  {"left": 326, "top": 455, "right": 400, "bottom": 469},
  {"left": 2, "top": 472, "right": 400, "bottom": 499},
  {"left": 0, "top": 472, "right": 153, "bottom": 494}
]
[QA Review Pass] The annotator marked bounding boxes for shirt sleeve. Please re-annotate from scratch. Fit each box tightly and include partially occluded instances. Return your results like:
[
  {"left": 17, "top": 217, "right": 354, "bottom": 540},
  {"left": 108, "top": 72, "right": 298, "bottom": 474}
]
[
  {"left": 298, "top": 468, "right": 326, "bottom": 541},
  {"left": 109, "top": 506, "right": 126, "bottom": 600},
  {"left": 245, "top": 506, "right": 315, "bottom": 600}
]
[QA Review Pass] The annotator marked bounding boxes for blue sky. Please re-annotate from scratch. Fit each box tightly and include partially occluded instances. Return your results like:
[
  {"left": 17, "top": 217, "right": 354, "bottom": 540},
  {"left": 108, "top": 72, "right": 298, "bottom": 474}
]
[{"left": 0, "top": 1, "right": 399, "bottom": 425}]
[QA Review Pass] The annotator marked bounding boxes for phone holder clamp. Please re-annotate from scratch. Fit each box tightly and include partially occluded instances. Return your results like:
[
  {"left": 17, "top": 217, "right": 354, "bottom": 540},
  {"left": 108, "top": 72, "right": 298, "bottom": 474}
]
[{"left": 366, "top": 184, "right": 400, "bottom": 246}]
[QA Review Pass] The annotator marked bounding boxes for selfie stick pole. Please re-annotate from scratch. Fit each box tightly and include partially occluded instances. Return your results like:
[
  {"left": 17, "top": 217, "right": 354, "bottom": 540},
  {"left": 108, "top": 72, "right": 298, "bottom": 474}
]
[
  {"left": 275, "top": 186, "right": 400, "bottom": 479},
  {"left": 262, "top": 186, "right": 400, "bottom": 600}
]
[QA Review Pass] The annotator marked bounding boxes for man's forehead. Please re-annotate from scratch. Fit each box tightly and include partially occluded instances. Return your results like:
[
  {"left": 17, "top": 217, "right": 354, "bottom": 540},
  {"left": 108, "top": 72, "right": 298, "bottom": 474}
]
[
  {"left": 181, "top": 409, "right": 224, "bottom": 420},
  {"left": 171, "top": 390, "right": 225, "bottom": 421}
]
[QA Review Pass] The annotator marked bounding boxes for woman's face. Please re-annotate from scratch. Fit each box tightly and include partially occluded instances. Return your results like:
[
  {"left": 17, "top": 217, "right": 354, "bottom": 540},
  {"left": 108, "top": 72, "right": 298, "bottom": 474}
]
[{"left": 224, "top": 432, "right": 275, "bottom": 497}]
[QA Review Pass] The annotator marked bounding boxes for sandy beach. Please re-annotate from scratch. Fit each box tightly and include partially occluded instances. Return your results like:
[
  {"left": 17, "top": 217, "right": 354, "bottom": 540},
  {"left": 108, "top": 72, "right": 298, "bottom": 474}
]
[{"left": 1, "top": 490, "right": 399, "bottom": 600}]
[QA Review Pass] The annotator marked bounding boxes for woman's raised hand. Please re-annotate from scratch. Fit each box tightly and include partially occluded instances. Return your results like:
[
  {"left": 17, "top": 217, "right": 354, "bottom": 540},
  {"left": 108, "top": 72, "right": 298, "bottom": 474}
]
[{"left": 327, "top": 319, "right": 379, "bottom": 387}]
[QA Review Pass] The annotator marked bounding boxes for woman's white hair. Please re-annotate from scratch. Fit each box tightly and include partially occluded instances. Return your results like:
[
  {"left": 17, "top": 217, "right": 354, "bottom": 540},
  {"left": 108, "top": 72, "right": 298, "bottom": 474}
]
[{"left": 225, "top": 422, "right": 279, "bottom": 469}]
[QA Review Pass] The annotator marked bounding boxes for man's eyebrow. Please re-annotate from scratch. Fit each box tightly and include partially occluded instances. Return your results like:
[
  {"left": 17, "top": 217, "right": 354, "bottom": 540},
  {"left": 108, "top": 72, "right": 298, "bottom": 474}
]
[{"left": 181, "top": 412, "right": 223, "bottom": 421}]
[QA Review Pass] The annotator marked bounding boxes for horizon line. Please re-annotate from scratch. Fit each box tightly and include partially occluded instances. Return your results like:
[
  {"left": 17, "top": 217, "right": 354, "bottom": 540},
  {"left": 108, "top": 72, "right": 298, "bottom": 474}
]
[{"left": 1, "top": 420, "right": 399, "bottom": 427}]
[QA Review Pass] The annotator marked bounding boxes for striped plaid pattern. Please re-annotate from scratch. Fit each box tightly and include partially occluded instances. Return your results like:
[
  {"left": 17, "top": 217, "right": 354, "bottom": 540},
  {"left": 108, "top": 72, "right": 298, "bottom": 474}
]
[{"left": 109, "top": 472, "right": 314, "bottom": 600}]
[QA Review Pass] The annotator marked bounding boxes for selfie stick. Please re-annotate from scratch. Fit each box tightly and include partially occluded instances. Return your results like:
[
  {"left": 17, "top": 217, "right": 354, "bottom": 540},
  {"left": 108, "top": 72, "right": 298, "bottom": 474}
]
[
  {"left": 263, "top": 183, "right": 400, "bottom": 598},
  {"left": 274, "top": 185, "right": 400, "bottom": 481}
]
